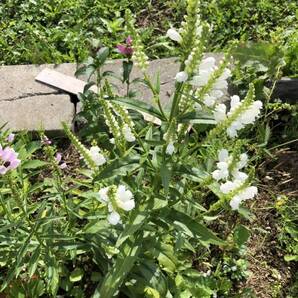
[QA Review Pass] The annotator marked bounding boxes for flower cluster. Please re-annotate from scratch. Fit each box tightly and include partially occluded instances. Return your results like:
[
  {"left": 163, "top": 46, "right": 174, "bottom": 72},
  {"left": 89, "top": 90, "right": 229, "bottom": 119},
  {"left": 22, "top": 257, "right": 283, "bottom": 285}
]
[
  {"left": 116, "top": 36, "right": 133, "bottom": 57},
  {"left": 212, "top": 149, "right": 258, "bottom": 210},
  {"left": 214, "top": 95, "right": 263, "bottom": 137},
  {"left": 0, "top": 145, "right": 20, "bottom": 175},
  {"left": 98, "top": 185, "right": 135, "bottom": 225},
  {"left": 125, "top": 10, "right": 149, "bottom": 72}
]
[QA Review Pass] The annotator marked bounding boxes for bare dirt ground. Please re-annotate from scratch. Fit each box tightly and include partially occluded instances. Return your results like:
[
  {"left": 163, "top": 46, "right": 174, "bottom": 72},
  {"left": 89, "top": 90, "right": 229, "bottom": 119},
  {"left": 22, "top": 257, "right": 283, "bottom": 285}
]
[{"left": 244, "top": 149, "right": 298, "bottom": 297}]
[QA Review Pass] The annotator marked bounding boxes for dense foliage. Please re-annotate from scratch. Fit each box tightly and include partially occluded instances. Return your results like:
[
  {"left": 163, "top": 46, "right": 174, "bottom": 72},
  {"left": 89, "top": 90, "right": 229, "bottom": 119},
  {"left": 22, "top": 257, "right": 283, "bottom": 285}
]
[
  {"left": 0, "top": 0, "right": 297, "bottom": 66},
  {"left": 0, "top": 2, "right": 269, "bottom": 296},
  {"left": 0, "top": 1, "right": 297, "bottom": 297}
]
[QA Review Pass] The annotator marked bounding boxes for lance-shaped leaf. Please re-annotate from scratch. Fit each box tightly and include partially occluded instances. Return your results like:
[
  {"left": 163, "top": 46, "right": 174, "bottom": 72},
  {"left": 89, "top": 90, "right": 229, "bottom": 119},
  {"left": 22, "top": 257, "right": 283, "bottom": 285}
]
[
  {"left": 110, "top": 97, "right": 165, "bottom": 122},
  {"left": 92, "top": 240, "right": 141, "bottom": 298},
  {"left": 169, "top": 210, "right": 225, "bottom": 246},
  {"left": 94, "top": 155, "right": 140, "bottom": 181}
]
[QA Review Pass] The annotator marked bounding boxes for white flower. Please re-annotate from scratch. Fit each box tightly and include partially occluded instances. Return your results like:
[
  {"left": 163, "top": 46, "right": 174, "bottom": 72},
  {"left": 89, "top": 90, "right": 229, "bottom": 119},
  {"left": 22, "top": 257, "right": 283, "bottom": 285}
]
[
  {"left": 238, "top": 186, "right": 258, "bottom": 201},
  {"left": 122, "top": 124, "right": 135, "bottom": 142},
  {"left": 108, "top": 212, "right": 121, "bottom": 225},
  {"left": 213, "top": 79, "right": 228, "bottom": 90},
  {"left": 230, "top": 195, "right": 242, "bottom": 210},
  {"left": 203, "top": 94, "right": 216, "bottom": 107},
  {"left": 212, "top": 168, "right": 229, "bottom": 181},
  {"left": 98, "top": 185, "right": 135, "bottom": 225},
  {"left": 218, "top": 149, "right": 229, "bottom": 162},
  {"left": 211, "top": 149, "right": 230, "bottom": 181},
  {"left": 115, "top": 185, "right": 135, "bottom": 211},
  {"left": 190, "top": 72, "right": 210, "bottom": 87},
  {"left": 230, "top": 186, "right": 258, "bottom": 210},
  {"left": 110, "top": 138, "right": 115, "bottom": 144},
  {"left": 98, "top": 187, "right": 109, "bottom": 203},
  {"left": 175, "top": 71, "right": 188, "bottom": 82},
  {"left": 211, "top": 89, "right": 224, "bottom": 99},
  {"left": 226, "top": 99, "right": 262, "bottom": 138},
  {"left": 232, "top": 170, "right": 248, "bottom": 182},
  {"left": 166, "top": 142, "right": 175, "bottom": 155},
  {"left": 213, "top": 104, "right": 227, "bottom": 122},
  {"left": 166, "top": 28, "right": 182, "bottom": 43},
  {"left": 199, "top": 57, "right": 216, "bottom": 71},
  {"left": 220, "top": 181, "right": 238, "bottom": 194},
  {"left": 89, "top": 146, "right": 106, "bottom": 166},
  {"left": 237, "top": 153, "right": 248, "bottom": 169}
]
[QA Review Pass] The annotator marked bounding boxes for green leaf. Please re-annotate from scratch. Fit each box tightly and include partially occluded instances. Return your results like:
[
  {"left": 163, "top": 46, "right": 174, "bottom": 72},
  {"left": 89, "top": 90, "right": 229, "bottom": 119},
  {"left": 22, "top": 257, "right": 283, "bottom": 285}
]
[
  {"left": 233, "top": 224, "right": 250, "bottom": 247},
  {"left": 28, "top": 246, "right": 40, "bottom": 278},
  {"left": 70, "top": 268, "right": 84, "bottom": 283},
  {"left": 22, "top": 160, "right": 48, "bottom": 169},
  {"left": 96, "top": 47, "right": 110, "bottom": 65},
  {"left": 123, "top": 60, "right": 133, "bottom": 83},
  {"left": 110, "top": 97, "right": 165, "bottom": 121},
  {"left": 284, "top": 255, "right": 298, "bottom": 262},
  {"left": 160, "top": 162, "right": 171, "bottom": 194},
  {"left": 116, "top": 204, "right": 147, "bottom": 248},
  {"left": 169, "top": 210, "right": 225, "bottom": 246},
  {"left": 145, "top": 287, "right": 160, "bottom": 298},
  {"left": 92, "top": 241, "right": 141, "bottom": 298},
  {"left": 94, "top": 155, "right": 140, "bottom": 181}
]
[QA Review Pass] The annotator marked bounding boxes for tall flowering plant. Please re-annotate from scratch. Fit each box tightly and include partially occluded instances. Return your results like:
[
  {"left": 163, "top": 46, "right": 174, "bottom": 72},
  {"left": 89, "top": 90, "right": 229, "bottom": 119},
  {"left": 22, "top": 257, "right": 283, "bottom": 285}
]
[
  {"left": 62, "top": 1, "right": 263, "bottom": 296},
  {"left": 0, "top": 1, "right": 263, "bottom": 297}
]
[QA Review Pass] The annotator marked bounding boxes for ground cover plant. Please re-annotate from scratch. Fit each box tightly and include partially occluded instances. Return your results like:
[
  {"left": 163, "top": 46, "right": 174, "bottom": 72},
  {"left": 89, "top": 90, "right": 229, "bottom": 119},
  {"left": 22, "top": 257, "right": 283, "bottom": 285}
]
[{"left": 1, "top": 0, "right": 297, "bottom": 65}]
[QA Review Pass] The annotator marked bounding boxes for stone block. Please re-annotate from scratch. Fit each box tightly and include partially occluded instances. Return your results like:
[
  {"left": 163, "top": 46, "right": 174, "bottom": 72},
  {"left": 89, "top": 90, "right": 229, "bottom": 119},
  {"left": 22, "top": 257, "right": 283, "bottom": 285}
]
[
  {"left": 0, "top": 54, "right": 226, "bottom": 132},
  {"left": 0, "top": 95, "right": 74, "bottom": 132}
]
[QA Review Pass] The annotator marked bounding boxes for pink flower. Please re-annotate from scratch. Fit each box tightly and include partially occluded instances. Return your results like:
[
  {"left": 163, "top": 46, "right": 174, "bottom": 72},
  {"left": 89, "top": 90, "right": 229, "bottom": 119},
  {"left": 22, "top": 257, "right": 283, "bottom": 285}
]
[
  {"left": 0, "top": 145, "right": 21, "bottom": 175},
  {"left": 42, "top": 135, "right": 52, "bottom": 145},
  {"left": 7, "top": 133, "right": 15, "bottom": 143},
  {"left": 116, "top": 36, "right": 133, "bottom": 57},
  {"left": 55, "top": 152, "right": 67, "bottom": 169}
]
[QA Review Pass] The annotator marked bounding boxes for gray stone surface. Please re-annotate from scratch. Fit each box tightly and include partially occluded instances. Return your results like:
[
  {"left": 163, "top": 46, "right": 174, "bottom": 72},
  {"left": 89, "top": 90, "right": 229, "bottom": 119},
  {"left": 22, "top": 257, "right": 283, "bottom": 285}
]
[
  {"left": 0, "top": 63, "right": 77, "bottom": 132},
  {"left": 0, "top": 95, "right": 74, "bottom": 132},
  {"left": 0, "top": 54, "right": 225, "bottom": 131}
]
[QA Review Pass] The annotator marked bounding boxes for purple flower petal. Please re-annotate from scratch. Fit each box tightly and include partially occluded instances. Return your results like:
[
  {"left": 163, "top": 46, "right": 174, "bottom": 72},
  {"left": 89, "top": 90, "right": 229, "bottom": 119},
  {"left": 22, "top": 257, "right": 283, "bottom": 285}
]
[{"left": 55, "top": 153, "right": 62, "bottom": 163}]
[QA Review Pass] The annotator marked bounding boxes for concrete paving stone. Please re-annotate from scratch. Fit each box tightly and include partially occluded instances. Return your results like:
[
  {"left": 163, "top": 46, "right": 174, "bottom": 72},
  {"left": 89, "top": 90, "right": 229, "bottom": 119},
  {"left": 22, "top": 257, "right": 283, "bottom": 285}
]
[
  {"left": 0, "top": 95, "right": 74, "bottom": 132},
  {"left": 0, "top": 54, "right": 226, "bottom": 131}
]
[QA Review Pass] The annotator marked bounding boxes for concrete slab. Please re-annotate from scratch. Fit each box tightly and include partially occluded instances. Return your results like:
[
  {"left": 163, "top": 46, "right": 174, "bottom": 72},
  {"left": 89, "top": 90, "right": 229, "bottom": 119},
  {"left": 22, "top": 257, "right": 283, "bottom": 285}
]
[
  {"left": 0, "top": 95, "right": 74, "bottom": 132},
  {"left": 0, "top": 54, "right": 226, "bottom": 131}
]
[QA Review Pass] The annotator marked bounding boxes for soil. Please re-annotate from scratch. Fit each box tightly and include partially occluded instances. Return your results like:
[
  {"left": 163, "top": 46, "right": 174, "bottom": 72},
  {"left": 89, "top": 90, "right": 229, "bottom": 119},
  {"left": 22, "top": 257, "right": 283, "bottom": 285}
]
[{"left": 243, "top": 149, "right": 298, "bottom": 297}]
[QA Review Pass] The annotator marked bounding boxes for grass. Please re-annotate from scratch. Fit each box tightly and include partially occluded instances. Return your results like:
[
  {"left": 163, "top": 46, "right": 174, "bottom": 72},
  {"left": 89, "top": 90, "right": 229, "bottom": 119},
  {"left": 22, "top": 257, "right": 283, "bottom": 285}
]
[{"left": 0, "top": 0, "right": 297, "bottom": 65}]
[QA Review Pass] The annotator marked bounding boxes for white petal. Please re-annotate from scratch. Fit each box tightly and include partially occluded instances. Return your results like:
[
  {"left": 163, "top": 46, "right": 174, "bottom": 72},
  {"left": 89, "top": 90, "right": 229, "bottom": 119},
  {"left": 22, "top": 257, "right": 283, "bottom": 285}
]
[
  {"left": 218, "top": 149, "right": 229, "bottom": 162},
  {"left": 166, "top": 143, "right": 175, "bottom": 155},
  {"left": 98, "top": 187, "right": 109, "bottom": 203},
  {"left": 175, "top": 71, "right": 188, "bottom": 82},
  {"left": 108, "top": 212, "right": 121, "bottom": 225},
  {"left": 214, "top": 104, "right": 227, "bottom": 122},
  {"left": 120, "top": 199, "right": 135, "bottom": 211},
  {"left": 166, "top": 28, "right": 182, "bottom": 43},
  {"left": 220, "top": 181, "right": 237, "bottom": 194},
  {"left": 230, "top": 195, "right": 242, "bottom": 210},
  {"left": 199, "top": 57, "right": 216, "bottom": 71},
  {"left": 237, "top": 153, "right": 248, "bottom": 169}
]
